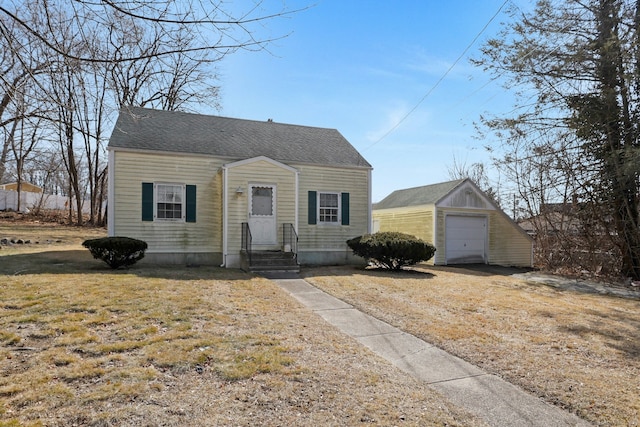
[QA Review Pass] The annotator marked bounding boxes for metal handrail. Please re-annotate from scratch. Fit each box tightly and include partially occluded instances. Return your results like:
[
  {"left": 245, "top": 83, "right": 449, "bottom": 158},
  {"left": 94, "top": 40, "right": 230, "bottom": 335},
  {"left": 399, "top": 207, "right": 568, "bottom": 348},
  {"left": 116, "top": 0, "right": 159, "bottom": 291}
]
[
  {"left": 241, "top": 222, "right": 252, "bottom": 265},
  {"left": 282, "top": 223, "right": 298, "bottom": 260}
]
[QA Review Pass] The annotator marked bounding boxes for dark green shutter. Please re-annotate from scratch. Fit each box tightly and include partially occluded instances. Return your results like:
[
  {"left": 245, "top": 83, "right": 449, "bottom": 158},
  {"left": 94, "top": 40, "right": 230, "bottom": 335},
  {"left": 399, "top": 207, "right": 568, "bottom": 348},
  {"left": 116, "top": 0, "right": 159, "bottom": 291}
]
[
  {"left": 185, "top": 185, "right": 196, "bottom": 223},
  {"left": 308, "top": 191, "right": 317, "bottom": 224},
  {"left": 341, "top": 192, "right": 350, "bottom": 225},
  {"left": 142, "top": 182, "right": 154, "bottom": 221}
]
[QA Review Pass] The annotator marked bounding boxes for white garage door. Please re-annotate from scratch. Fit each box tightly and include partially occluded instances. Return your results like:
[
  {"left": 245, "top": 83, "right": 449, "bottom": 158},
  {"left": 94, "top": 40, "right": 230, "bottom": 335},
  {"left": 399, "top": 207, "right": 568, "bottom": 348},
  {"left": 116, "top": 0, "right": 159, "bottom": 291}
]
[{"left": 445, "top": 215, "right": 487, "bottom": 264}]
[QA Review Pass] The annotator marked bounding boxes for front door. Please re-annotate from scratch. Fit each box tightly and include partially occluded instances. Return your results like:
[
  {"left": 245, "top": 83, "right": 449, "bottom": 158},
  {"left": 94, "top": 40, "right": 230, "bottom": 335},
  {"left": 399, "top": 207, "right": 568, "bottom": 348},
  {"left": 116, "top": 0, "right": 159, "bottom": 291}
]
[{"left": 248, "top": 184, "right": 277, "bottom": 247}]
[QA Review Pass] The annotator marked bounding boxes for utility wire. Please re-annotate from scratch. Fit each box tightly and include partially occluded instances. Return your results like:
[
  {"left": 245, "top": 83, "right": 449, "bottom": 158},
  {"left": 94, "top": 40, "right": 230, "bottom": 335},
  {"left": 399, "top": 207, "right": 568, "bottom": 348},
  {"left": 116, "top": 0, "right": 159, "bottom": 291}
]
[{"left": 363, "top": 0, "right": 510, "bottom": 151}]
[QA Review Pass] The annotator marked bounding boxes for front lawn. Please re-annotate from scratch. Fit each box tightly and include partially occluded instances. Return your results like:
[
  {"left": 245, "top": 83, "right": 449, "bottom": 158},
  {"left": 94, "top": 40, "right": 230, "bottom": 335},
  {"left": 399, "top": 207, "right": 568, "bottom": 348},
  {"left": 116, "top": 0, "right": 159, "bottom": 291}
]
[
  {"left": 303, "top": 265, "right": 640, "bottom": 426},
  {"left": 0, "top": 221, "right": 481, "bottom": 426}
]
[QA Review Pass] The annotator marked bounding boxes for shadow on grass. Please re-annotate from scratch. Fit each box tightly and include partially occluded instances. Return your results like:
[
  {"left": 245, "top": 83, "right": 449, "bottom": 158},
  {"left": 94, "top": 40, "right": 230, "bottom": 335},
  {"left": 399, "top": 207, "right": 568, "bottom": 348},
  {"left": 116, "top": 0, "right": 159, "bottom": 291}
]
[
  {"left": 301, "top": 263, "right": 533, "bottom": 281},
  {"left": 558, "top": 310, "right": 640, "bottom": 360},
  {"left": 428, "top": 263, "right": 535, "bottom": 277},
  {"left": 2, "top": 248, "right": 533, "bottom": 282},
  {"left": 0, "top": 249, "right": 252, "bottom": 281},
  {"left": 300, "top": 264, "right": 435, "bottom": 280}
]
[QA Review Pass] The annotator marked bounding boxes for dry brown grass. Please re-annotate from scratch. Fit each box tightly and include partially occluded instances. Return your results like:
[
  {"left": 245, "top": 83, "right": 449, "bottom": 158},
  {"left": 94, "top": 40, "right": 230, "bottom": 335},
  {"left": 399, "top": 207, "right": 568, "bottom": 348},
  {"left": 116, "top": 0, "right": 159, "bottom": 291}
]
[
  {"left": 0, "top": 222, "right": 482, "bottom": 427},
  {"left": 302, "top": 265, "right": 640, "bottom": 427}
]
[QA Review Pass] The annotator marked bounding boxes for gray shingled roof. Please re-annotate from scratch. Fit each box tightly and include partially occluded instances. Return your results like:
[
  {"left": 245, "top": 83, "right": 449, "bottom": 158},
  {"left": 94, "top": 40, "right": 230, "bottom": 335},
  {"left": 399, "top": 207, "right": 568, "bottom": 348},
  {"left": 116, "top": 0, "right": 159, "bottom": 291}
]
[
  {"left": 373, "top": 179, "right": 467, "bottom": 209},
  {"left": 108, "top": 107, "right": 371, "bottom": 168}
]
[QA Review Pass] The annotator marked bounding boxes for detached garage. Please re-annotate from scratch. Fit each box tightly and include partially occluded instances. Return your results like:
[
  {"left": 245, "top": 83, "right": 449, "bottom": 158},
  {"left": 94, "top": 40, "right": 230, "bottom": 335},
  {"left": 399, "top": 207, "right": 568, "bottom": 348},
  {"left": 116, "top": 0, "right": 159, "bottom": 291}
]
[{"left": 372, "top": 179, "right": 533, "bottom": 267}]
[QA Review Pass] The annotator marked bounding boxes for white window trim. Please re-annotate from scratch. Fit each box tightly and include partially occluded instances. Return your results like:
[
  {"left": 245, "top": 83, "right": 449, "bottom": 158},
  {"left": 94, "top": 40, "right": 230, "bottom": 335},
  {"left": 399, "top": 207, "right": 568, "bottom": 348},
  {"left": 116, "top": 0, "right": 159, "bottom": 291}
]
[
  {"left": 154, "top": 183, "right": 186, "bottom": 222},
  {"left": 317, "top": 191, "right": 341, "bottom": 225}
]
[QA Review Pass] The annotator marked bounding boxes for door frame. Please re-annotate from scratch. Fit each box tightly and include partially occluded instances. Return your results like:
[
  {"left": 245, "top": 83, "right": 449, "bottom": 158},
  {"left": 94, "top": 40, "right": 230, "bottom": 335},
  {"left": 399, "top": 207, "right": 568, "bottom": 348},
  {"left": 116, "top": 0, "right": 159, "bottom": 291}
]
[{"left": 221, "top": 156, "right": 299, "bottom": 268}]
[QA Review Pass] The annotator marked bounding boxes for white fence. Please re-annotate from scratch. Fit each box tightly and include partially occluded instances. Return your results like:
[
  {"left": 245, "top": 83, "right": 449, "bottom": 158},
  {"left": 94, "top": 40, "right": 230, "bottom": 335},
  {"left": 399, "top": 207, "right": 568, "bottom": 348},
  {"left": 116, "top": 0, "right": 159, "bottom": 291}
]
[{"left": 0, "top": 189, "right": 90, "bottom": 214}]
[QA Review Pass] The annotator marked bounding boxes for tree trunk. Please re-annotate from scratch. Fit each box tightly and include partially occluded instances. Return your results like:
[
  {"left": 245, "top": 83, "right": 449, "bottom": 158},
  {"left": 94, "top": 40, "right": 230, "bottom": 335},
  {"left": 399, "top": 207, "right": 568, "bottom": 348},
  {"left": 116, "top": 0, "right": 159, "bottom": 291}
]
[{"left": 595, "top": 0, "right": 640, "bottom": 279}]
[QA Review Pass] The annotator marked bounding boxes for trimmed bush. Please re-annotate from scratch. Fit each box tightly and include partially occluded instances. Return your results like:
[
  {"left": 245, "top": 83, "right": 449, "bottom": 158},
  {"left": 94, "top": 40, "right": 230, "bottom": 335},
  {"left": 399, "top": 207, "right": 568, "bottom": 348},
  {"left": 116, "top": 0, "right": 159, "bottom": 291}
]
[
  {"left": 82, "top": 236, "right": 148, "bottom": 269},
  {"left": 347, "top": 231, "right": 436, "bottom": 270}
]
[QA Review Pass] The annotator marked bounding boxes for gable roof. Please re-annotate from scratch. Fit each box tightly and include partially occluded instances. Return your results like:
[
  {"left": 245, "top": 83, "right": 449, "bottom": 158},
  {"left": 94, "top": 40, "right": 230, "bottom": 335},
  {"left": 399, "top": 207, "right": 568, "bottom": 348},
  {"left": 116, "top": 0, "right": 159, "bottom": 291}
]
[
  {"left": 374, "top": 179, "right": 466, "bottom": 209},
  {"left": 108, "top": 107, "right": 371, "bottom": 168}
]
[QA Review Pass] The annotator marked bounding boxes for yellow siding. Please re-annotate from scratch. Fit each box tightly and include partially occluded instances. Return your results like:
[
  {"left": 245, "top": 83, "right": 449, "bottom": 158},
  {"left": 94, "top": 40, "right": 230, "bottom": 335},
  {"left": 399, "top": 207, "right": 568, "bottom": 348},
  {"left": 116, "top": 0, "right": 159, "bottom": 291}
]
[
  {"left": 487, "top": 211, "right": 532, "bottom": 267},
  {"left": 373, "top": 205, "right": 436, "bottom": 264},
  {"left": 297, "top": 164, "right": 370, "bottom": 250},
  {"left": 377, "top": 206, "right": 532, "bottom": 267},
  {"left": 434, "top": 209, "right": 447, "bottom": 265},
  {"left": 211, "top": 170, "right": 223, "bottom": 244},
  {"left": 113, "top": 150, "right": 371, "bottom": 263},
  {"left": 372, "top": 205, "right": 434, "bottom": 242},
  {"left": 225, "top": 160, "right": 296, "bottom": 253},
  {"left": 112, "top": 151, "right": 223, "bottom": 253},
  {"left": 436, "top": 208, "right": 531, "bottom": 267}
]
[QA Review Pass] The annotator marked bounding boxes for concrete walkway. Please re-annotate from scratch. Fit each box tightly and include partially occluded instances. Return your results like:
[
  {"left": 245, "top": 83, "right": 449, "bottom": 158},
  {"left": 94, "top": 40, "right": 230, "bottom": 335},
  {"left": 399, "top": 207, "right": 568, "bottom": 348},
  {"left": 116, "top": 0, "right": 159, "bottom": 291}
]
[{"left": 271, "top": 276, "right": 591, "bottom": 427}]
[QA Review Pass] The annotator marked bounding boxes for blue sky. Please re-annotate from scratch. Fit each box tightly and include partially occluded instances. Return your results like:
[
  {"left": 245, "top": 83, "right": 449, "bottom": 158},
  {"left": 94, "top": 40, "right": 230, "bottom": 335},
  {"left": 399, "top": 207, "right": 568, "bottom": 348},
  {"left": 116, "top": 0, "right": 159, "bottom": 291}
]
[{"left": 218, "top": 1, "right": 530, "bottom": 202}]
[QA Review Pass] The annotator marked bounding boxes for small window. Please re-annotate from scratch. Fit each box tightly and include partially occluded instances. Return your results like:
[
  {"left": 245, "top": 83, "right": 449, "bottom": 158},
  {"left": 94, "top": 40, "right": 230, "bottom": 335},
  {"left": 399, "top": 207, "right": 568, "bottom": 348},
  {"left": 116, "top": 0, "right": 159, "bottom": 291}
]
[
  {"left": 318, "top": 192, "right": 340, "bottom": 224},
  {"left": 156, "top": 184, "right": 184, "bottom": 220},
  {"left": 142, "top": 182, "right": 196, "bottom": 222},
  {"left": 251, "top": 186, "right": 273, "bottom": 216}
]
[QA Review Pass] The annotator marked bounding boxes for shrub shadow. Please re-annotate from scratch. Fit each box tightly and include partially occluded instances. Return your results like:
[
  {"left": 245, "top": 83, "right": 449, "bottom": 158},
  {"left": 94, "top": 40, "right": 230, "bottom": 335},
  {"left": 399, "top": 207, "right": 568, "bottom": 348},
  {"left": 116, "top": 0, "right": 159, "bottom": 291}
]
[
  {"left": 300, "top": 264, "right": 435, "bottom": 280},
  {"left": 300, "top": 263, "right": 533, "bottom": 281},
  {"left": 0, "top": 249, "right": 252, "bottom": 281}
]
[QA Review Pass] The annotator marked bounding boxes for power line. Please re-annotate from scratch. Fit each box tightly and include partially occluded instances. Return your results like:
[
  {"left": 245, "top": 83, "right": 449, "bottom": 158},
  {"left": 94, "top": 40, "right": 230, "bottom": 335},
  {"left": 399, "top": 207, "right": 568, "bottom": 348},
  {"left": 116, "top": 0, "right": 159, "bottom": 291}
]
[{"left": 363, "top": 0, "right": 510, "bottom": 151}]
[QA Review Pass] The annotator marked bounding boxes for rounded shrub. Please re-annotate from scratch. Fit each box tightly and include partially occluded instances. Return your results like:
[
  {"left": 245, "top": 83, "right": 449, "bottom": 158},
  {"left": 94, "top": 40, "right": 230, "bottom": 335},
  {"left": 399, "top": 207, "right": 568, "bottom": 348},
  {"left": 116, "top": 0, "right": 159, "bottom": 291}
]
[
  {"left": 347, "top": 231, "right": 436, "bottom": 270},
  {"left": 82, "top": 236, "right": 148, "bottom": 269}
]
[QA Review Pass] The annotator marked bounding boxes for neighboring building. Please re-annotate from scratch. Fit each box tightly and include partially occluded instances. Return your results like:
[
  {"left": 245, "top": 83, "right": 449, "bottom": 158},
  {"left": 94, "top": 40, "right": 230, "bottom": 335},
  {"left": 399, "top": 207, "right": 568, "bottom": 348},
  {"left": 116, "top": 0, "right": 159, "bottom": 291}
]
[
  {"left": 0, "top": 183, "right": 88, "bottom": 213},
  {"left": 107, "top": 107, "right": 372, "bottom": 269},
  {"left": 373, "top": 178, "right": 533, "bottom": 267},
  {"left": 517, "top": 202, "right": 584, "bottom": 237},
  {"left": 0, "top": 182, "right": 43, "bottom": 193}
]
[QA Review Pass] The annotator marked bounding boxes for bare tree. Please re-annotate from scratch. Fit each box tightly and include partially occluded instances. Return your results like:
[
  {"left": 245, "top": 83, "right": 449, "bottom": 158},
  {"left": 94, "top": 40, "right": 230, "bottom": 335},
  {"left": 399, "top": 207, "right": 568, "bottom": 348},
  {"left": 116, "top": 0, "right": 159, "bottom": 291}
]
[
  {"left": 76, "top": 63, "right": 109, "bottom": 225},
  {"left": 447, "top": 156, "right": 501, "bottom": 207},
  {"left": 10, "top": 116, "right": 42, "bottom": 212},
  {"left": 0, "top": 0, "right": 304, "bottom": 226},
  {"left": 0, "top": 0, "right": 305, "bottom": 63},
  {"left": 105, "top": 14, "right": 220, "bottom": 111},
  {"left": 0, "top": 12, "right": 51, "bottom": 183}
]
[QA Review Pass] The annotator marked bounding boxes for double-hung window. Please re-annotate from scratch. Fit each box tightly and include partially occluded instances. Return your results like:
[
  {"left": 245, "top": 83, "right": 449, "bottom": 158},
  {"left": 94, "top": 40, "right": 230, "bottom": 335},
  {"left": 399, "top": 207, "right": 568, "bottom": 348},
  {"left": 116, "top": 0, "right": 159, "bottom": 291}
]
[
  {"left": 142, "top": 182, "right": 197, "bottom": 223},
  {"left": 319, "top": 192, "right": 340, "bottom": 224},
  {"left": 307, "top": 190, "right": 350, "bottom": 226},
  {"left": 156, "top": 184, "right": 183, "bottom": 220}
]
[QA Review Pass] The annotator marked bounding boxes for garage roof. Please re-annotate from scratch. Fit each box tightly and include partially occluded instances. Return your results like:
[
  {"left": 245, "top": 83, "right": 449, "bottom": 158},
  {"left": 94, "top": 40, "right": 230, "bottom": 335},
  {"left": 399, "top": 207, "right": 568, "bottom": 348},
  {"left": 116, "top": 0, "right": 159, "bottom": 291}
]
[{"left": 373, "top": 179, "right": 466, "bottom": 210}]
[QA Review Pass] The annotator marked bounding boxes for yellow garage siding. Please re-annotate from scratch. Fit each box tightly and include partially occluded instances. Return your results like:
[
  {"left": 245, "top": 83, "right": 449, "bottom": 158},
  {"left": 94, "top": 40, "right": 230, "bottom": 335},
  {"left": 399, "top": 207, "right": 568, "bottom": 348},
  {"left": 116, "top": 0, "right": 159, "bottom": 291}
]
[
  {"left": 435, "top": 208, "right": 532, "bottom": 267},
  {"left": 112, "top": 151, "right": 223, "bottom": 252},
  {"left": 225, "top": 160, "right": 297, "bottom": 253},
  {"left": 297, "top": 164, "right": 370, "bottom": 250},
  {"left": 372, "top": 206, "right": 434, "bottom": 242},
  {"left": 434, "top": 209, "right": 447, "bottom": 265},
  {"left": 373, "top": 205, "right": 436, "bottom": 265},
  {"left": 488, "top": 212, "right": 532, "bottom": 267}
]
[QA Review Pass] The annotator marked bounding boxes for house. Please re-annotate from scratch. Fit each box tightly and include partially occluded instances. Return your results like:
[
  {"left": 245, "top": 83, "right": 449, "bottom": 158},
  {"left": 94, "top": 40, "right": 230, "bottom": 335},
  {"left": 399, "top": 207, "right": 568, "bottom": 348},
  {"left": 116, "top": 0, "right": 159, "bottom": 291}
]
[
  {"left": 372, "top": 179, "right": 533, "bottom": 267},
  {"left": 106, "top": 107, "right": 372, "bottom": 269},
  {"left": 0, "top": 182, "right": 43, "bottom": 193},
  {"left": 517, "top": 202, "right": 585, "bottom": 237}
]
